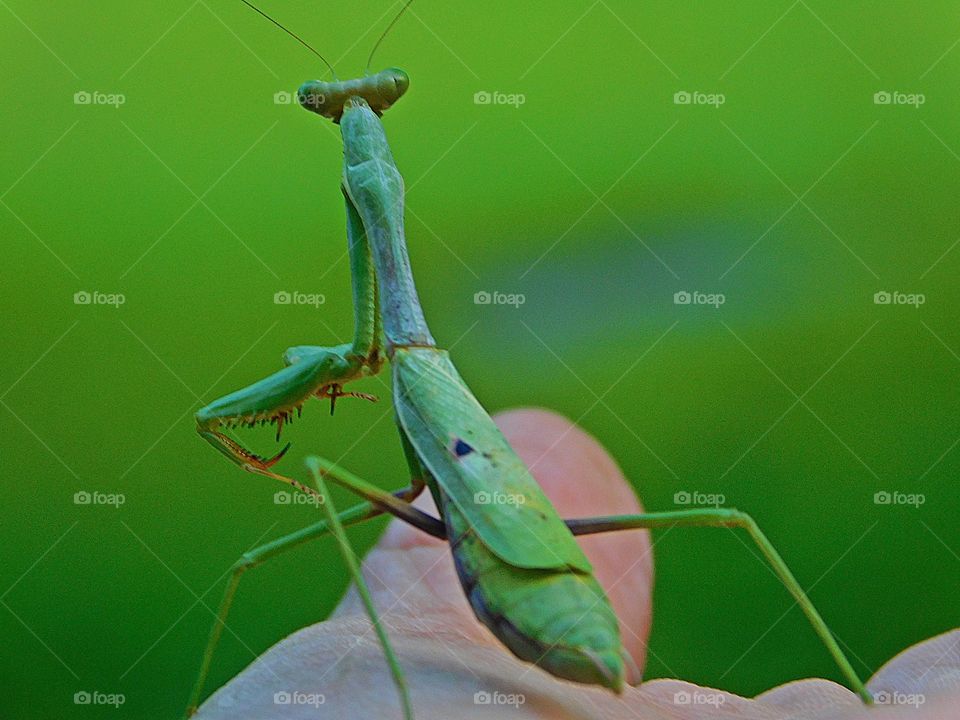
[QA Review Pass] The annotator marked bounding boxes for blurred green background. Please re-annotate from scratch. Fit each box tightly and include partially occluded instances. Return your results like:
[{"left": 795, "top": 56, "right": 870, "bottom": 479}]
[{"left": 2, "top": 1, "right": 958, "bottom": 717}]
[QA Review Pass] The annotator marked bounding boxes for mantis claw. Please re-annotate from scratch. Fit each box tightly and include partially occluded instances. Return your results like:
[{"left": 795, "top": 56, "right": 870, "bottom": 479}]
[
  {"left": 195, "top": 344, "right": 377, "bottom": 471},
  {"left": 255, "top": 440, "right": 291, "bottom": 469},
  {"left": 249, "top": 441, "right": 291, "bottom": 471},
  {"left": 199, "top": 430, "right": 291, "bottom": 472}
]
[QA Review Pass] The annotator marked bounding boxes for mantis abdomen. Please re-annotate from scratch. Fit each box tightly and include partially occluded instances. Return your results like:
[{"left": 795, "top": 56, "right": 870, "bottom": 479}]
[
  {"left": 441, "top": 486, "right": 625, "bottom": 689},
  {"left": 391, "top": 346, "right": 627, "bottom": 691}
]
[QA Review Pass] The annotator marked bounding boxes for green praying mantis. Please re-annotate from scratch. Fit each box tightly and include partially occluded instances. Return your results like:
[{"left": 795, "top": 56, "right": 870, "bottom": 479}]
[{"left": 186, "top": 2, "right": 873, "bottom": 717}]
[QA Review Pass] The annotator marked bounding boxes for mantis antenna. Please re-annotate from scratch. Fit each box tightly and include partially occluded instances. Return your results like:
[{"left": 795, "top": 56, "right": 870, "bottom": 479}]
[
  {"left": 365, "top": 0, "right": 415, "bottom": 75},
  {"left": 239, "top": 0, "right": 339, "bottom": 80}
]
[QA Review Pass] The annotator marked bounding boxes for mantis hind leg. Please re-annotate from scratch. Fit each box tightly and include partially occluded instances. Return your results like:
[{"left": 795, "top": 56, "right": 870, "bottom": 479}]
[
  {"left": 185, "top": 472, "right": 435, "bottom": 717},
  {"left": 563, "top": 508, "right": 872, "bottom": 704}
]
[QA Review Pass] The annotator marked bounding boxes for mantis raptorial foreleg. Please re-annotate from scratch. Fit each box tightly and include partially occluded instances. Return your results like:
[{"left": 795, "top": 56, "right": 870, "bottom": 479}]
[
  {"left": 194, "top": 187, "right": 385, "bottom": 473},
  {"left": 188, "top": 164, "right": 411, "bottom": 715}
]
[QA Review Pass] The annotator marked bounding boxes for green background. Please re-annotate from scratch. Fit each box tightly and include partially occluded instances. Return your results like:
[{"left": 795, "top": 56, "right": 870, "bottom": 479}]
[{"left": 2, "top": 1, "right": 958, "bottom": 717}]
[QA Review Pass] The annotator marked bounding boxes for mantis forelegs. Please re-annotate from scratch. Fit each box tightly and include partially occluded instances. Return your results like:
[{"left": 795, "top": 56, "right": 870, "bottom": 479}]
[
  {"left": 563, "top": 508, "right": 872, "bottom": 704},
  {"left": 188, "top": 184, "right": 404, "bottom": 714},
  {"left": 194, "top": 184, "right": 385, "bottom": 471}
]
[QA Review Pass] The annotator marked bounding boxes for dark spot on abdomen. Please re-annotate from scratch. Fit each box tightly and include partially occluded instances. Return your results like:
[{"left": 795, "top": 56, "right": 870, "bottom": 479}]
[{"left": 452, "top": 438, "right": 474, "bottom": 457}]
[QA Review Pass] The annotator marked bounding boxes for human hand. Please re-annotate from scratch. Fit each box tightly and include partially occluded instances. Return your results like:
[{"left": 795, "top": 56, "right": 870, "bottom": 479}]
[{"left": 197, "top": 409, "right": 960, "bottom": 719}]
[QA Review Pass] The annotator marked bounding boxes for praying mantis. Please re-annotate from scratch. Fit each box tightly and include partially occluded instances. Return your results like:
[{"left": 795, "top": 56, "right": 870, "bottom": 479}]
[{"left": 186, "top": 2, "right": 873, "bottom": 717}]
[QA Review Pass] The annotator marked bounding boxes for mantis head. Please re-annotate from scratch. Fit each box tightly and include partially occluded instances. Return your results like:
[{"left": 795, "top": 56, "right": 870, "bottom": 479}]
[{"left": 298, "top": 68, "right": 410, "bottom": 122}]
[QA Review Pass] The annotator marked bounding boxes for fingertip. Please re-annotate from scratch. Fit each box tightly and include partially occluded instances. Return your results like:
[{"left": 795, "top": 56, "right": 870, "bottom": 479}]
[{"left": 493, "top": 408, "right": 642, "bottom": 517}]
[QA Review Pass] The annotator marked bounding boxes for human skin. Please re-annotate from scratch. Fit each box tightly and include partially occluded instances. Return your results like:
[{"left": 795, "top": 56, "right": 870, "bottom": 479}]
[{"left": 197, "top": 409, "right": 960, "bottom": 719}]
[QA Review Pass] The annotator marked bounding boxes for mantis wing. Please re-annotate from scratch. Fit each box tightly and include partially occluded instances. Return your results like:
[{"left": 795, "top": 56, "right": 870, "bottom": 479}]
[{"left": 393, "top": 347, "right": 592, "bottom": 573}]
